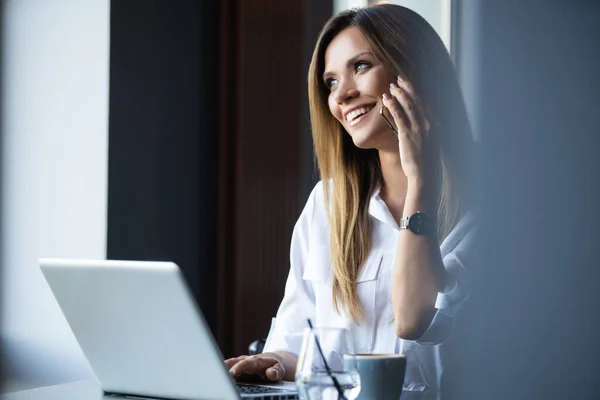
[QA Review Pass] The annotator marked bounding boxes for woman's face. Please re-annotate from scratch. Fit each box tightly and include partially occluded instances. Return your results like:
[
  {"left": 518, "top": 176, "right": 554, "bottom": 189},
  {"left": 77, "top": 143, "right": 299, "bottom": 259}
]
[{"left": 324, "top": 26, "right": 397, "bottom": 150}]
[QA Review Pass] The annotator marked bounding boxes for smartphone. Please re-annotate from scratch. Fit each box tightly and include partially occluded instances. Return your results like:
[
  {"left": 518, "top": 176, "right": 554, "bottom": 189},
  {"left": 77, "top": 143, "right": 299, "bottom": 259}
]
[{"left": 379, "top": 106, "right": 398, "bottom": 136}]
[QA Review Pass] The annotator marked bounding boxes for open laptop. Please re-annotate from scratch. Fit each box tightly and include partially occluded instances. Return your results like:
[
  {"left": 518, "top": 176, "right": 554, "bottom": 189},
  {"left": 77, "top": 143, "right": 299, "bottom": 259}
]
[{"left": 40, "top": 258, "right": 298, "bottom": 400}]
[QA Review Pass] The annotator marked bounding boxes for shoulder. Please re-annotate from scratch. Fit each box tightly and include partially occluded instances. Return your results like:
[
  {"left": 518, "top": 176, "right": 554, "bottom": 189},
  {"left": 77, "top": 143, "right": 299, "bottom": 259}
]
[
  {"left": 293, "top": 180, "right": 330, "bottom": 248},
  {"left": 299, "top": 180, "right": 329, "bottom": 225},
  {"left": 308, "top": 180, "right": 326, "bottom": 202}
]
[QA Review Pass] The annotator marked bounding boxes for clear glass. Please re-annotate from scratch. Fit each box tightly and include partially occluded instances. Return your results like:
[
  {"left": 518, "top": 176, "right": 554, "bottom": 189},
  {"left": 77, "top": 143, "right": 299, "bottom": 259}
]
[{"left": 295, "top": 327, "right": 361, "bottom": 400}]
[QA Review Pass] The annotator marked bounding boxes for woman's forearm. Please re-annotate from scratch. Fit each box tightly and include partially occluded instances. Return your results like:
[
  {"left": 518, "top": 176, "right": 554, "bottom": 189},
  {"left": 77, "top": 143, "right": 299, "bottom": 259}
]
[{"left": 391, "top": 179, "right": 446, "bottom": 340}]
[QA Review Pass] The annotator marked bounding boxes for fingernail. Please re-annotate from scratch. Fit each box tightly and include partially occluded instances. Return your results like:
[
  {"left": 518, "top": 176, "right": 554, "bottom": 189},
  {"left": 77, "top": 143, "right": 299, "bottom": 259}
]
[
  {"left": 382, "top": 93, "right": 389, "bottom": 100},
  {"left": 397, "top": 76, "right": 404, "bottom": 83},
  {"left": 229, "top": 368, "right": 235, "bottom": 376},
  {"left": 390, "top": 82, "right": 398, "bottom": 89},
  {"left": 271, "top": 369, "right": 280, "bottom": 379}
]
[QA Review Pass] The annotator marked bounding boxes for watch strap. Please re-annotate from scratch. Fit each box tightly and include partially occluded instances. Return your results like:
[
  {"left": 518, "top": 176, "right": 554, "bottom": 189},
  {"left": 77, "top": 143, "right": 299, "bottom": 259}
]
[{"left": 399, "top": 216, "right": 410, "bottom": 230}]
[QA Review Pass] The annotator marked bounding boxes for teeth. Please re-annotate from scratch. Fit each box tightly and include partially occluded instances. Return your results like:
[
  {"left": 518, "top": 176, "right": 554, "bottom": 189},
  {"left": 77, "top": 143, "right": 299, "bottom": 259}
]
[{"left": 346, "top": 106, "right": 373, "bottom": 122}]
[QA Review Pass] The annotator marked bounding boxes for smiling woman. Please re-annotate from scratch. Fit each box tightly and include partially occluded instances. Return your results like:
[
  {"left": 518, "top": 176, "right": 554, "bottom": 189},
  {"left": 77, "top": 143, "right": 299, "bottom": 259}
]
[{"left": 225, "top": 5, "right": 479, "bottom": 399}]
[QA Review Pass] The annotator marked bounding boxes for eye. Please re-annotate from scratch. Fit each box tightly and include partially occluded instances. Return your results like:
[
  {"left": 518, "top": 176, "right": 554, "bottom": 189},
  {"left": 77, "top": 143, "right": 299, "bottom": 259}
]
[
  {"left": 325, "top": 78, "right": 338, "bottom": 91},
  {"left": 355, "top": 60, "right": 371, "bottom": 73}
]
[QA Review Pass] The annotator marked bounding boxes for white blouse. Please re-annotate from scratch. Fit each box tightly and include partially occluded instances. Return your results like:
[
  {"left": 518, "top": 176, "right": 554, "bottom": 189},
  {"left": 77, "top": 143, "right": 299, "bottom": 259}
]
[{"left": 263, "top": 181, "right": 478, "bottom": 400}]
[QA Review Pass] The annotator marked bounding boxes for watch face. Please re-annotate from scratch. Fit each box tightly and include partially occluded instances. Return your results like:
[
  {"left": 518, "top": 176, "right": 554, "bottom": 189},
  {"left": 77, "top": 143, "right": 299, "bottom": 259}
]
[{"left": 408, "top": 212, "right": 433, "bottom": 235}]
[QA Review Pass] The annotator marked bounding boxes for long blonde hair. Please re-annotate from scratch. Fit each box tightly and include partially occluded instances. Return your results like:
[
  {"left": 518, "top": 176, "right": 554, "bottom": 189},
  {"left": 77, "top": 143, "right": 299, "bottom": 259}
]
[{"left": 308, "top": 5, "right": 476, "bottom": 322}]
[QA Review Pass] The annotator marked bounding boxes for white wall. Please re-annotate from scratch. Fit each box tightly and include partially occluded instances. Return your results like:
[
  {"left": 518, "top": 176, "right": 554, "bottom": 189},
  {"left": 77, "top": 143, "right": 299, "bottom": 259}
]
[
  {"left": 1, "top": 0, "right": 110, "bottom": 391},
  {"left": 334, "top": 0, "right": 369, "bottom": 14}
]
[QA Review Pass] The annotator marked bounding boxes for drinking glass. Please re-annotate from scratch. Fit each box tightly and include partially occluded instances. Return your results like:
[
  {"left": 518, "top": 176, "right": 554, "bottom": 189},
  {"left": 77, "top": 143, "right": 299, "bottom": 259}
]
[{"left": 295, "top": 327, "right": 361, "bottom": 400}]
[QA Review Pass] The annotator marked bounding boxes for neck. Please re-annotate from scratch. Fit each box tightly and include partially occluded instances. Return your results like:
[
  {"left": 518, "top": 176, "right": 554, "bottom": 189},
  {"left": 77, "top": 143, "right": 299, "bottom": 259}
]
[{"left": 378, "top": 149, "right": 408, "bottom": 223}]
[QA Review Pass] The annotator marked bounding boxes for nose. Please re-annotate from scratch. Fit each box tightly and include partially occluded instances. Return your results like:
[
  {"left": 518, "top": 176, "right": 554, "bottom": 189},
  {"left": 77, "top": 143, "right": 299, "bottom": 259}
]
[{"left": 334, "top": 78, "right": 359, "bottom": 105}]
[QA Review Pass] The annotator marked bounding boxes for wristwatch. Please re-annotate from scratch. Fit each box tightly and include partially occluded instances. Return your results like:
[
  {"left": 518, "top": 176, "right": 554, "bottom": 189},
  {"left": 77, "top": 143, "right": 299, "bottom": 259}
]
[{"left": 400, "top": 212, "right": 436, "bottom": 235}]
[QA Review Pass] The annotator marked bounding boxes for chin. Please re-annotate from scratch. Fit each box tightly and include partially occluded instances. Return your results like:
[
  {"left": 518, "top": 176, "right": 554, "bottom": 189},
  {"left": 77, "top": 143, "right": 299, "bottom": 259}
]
[
  {"left": 352, "top": 137, "right": 376, "bottom": 149},
  {"left": 348, "top": 128, "right": 387, "bottom": 150},
  {"left": 345, "top": 126, "right": 369, "bottom": 147}
]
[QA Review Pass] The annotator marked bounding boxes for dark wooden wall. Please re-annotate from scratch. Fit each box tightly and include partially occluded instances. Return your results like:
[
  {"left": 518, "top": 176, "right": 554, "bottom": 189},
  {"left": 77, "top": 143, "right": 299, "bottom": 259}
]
[
  {"left": 217, "top": 0, "right": 330, "bottom": 358},
  {"left": 108, "top": 0, "right": 330, "bottom": 359}
]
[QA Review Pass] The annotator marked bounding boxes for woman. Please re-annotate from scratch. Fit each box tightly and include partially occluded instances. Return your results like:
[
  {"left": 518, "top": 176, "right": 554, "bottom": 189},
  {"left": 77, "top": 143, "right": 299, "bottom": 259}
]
[{"left": 226, "top": 4, "right": 478, "bottom": 398}]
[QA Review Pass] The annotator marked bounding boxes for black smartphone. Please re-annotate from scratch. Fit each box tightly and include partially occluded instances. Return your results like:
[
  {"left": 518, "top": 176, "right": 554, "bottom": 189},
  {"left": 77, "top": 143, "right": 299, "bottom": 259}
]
[{"left": 379, "top": 106, "right": 398, "bottom": 136}]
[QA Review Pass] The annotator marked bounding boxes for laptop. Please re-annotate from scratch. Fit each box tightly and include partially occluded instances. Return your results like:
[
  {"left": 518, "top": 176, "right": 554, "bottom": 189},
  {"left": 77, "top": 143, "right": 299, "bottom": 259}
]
[{"left": 40, "top": 258, "right": 298, "bottom": 400}]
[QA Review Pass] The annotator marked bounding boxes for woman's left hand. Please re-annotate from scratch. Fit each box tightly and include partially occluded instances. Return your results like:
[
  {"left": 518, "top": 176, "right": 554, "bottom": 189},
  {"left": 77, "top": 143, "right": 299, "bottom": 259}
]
[{"left": 382, "top": 76, "right": 433, "bottom": 183}]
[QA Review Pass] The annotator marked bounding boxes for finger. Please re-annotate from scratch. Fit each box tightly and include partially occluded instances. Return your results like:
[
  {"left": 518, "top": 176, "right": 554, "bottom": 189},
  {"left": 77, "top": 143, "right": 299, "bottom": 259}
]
[
  {"left": 229, "top": 356, "right": 278, "bottom": 378},
  {"left": 224, "top": 359, "right": 236, "bottom": 369},
  {"left": 224, "top": 355, "right": 249, "bottom": 369},
  {"left": 224, "top": 356, "right": 248, "bottom": 369},
  {"left": 396, "top": 77, "right": 430, "bottom": 133},
  {"left": 382, "top": 93, "right": 409, "bottom": 135},
  {"left": 265, "top": 364, "right": 284, "bottom": 382},
  {"left": 389, "top": 82, "right": 421, "bottom": 133},
  {"left": 225, "top": 355, "right": 250, "bottom": 363},
  {"left": 396, "top": 77, "right": 425, "bottom": 114}
]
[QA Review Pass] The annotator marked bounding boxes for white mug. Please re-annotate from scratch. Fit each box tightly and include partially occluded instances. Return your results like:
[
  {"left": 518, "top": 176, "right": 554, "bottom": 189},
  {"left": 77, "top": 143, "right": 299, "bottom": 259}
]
[{"left": 344, "top": 354, "right": 406, "bottom": 400}]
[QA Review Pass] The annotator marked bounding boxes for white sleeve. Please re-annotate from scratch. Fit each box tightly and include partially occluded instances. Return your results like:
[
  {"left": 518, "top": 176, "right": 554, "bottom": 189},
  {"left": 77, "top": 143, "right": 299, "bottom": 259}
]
[
  {"left": 262, "top": 182, "right": 322, "bottom": 355},
  {"left": 415, "top": 210, "right": 479, "bottom": 345}
]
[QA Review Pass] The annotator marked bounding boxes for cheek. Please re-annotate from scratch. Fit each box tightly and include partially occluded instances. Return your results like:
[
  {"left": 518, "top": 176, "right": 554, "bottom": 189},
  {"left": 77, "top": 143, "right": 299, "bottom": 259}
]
[
  {"left": 328, "top": 96, "right": 343, "bottom": 123},
  {"left": 366, "top": 70, "right": 393, "bottom": 95}
]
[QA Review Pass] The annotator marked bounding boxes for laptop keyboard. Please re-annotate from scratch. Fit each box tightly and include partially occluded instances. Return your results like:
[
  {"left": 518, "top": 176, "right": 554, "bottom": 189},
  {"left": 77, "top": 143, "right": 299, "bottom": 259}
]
[{"left": 237, "top": 383, "right": 298, "bottom": 399}]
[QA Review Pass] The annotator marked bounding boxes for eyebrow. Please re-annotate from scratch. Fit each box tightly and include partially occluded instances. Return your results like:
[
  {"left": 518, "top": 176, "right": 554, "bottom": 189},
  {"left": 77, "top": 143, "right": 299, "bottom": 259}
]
[{"left": 322, "top": 51, "right": 374, "bottom": 81}]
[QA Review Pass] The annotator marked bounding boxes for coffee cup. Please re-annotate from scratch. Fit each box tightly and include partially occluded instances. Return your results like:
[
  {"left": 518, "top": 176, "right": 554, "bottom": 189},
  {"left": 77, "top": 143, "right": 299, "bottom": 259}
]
[{"left": 344, "top": 353, "right": 406, "bottom": 400}]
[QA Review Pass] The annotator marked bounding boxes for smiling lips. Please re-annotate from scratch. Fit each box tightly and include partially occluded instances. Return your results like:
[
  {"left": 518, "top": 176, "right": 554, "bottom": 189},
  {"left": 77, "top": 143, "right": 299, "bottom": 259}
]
[{"left": 345, "top": 103, "right": 376, "bottom": 127}]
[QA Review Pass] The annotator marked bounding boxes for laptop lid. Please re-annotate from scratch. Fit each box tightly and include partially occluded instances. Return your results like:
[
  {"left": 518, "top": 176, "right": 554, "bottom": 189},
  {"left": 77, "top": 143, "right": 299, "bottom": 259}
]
[{"left": 39, "top": 258, "right": 266, "bottom": 400}]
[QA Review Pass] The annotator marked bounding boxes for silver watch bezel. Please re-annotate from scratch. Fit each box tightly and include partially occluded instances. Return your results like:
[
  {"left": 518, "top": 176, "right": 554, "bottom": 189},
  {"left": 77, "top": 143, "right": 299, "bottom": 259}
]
[{"left": 399, "top": 211, "right": 435, "bottom": 235}]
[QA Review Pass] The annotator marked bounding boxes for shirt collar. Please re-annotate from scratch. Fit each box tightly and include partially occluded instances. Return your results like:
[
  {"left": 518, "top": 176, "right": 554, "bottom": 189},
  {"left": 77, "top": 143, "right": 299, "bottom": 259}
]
[{"left": 368, "top": 186, "right": 400, "bottom": 230}]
